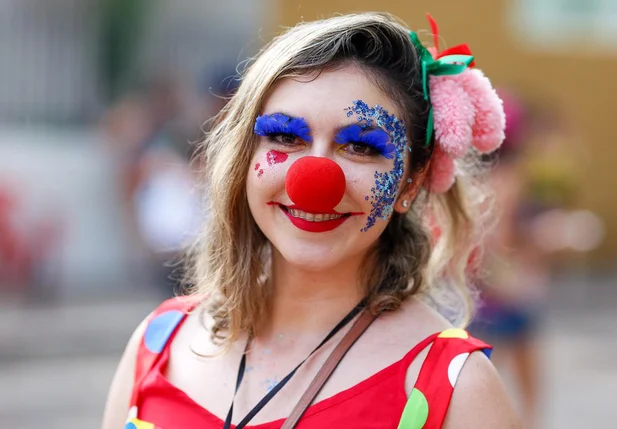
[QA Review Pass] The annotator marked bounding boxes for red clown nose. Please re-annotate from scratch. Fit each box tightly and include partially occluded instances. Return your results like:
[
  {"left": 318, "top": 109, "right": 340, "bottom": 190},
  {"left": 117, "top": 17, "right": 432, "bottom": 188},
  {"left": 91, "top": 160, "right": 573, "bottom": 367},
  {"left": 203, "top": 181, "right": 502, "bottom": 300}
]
[{"left": 285, "top": 156, "right": 346, "bottom": 213}]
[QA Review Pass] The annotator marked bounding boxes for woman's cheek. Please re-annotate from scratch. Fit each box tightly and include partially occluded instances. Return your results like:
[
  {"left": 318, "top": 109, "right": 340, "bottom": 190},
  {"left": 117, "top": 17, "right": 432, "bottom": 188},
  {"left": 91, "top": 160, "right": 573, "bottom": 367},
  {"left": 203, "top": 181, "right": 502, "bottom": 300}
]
[
  {"left": 252, "top": 149, "right": 290, "bottom": 180},
  {"left": 343, "top": 168, "right": 368, "bottom": 198}
]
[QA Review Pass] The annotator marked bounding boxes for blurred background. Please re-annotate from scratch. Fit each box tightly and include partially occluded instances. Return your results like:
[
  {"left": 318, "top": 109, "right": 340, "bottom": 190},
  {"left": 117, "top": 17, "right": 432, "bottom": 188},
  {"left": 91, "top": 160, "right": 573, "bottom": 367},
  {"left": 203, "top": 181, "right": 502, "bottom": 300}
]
[{"left": 0, "top": 0, "right": 615, "bottom": 428}]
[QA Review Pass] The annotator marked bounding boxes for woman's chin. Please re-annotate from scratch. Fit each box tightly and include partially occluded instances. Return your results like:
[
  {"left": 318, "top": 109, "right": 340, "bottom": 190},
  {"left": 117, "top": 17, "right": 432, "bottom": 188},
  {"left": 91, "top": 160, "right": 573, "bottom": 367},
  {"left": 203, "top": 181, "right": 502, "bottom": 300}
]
[{"left": 274, "top": 244, "right": 343, "bottom": 272}]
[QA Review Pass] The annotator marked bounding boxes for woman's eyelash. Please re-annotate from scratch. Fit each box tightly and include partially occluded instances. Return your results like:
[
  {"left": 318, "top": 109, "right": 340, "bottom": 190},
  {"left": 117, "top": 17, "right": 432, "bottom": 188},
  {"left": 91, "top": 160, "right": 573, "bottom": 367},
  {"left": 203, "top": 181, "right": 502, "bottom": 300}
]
[
  {"left": 265, "top": 132, "right": 302, "bottom": 145},
  {"left": 335, "top": 124, "right": 395, "bottom": 158},
  {"left": 254, "top": 113, "right": 313, "bottom": 142}
]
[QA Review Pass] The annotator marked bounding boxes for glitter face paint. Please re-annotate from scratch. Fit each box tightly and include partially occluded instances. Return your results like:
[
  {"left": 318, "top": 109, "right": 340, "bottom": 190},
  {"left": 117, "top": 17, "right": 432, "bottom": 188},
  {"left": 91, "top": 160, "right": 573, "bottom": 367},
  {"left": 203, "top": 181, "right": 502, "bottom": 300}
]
[
  {"left": 266, "top": 150, "right": 288, "bottom": 166},
  {"left": 254, "top": 152, "right": 287, "bottom": 179},
  {"left": 254, "top": 113, "right": 313, "bottom": 142},
  {"left": 254, "top": 163, "right": 264, "bottom": 178},
  {"left": 344, "top": 100, "right": 409, "bottom": 232}
]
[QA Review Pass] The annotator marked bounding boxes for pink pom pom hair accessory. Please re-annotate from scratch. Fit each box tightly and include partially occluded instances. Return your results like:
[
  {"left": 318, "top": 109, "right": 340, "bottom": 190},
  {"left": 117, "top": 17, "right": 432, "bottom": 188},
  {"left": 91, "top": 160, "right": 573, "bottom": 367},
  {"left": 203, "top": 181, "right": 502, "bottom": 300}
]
[{"left": 409, "top": 14, "right": 506, "bottom": 192}]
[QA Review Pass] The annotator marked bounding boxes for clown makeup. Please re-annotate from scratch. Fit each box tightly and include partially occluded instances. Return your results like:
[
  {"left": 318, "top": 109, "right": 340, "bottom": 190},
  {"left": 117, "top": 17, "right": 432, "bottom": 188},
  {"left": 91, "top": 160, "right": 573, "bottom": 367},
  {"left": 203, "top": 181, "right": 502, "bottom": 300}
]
[
  {"left": 254, "top": 114, "right": 309, "bottom": 179},
  {"left": 344, "top": 100, "right": 409, "bottom": 232},
  {"left": 266, "top": 150, "right": 288, "bottom": 166},
  {"left": 246, "top": 66, "right": 411, "bottom": 273},
  {"left": 253, "top": 150, "right": 290, "bottom": 179},
  {"left": 334, "top": 124, "right": 395, "bottom": 159},
  {"left": 253, "top": 102, "right": 409, "bottom": 231},
  {"left": 254, "top": 113, "right": 313, "bottom": 143}
]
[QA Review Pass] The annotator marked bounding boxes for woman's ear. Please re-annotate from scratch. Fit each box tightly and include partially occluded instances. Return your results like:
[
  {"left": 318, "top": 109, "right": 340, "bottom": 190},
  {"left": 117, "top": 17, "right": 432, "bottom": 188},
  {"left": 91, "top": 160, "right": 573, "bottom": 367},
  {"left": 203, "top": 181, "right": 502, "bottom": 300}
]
[{"left": 393, "top": 161, "right": 431, "bottom": 214}]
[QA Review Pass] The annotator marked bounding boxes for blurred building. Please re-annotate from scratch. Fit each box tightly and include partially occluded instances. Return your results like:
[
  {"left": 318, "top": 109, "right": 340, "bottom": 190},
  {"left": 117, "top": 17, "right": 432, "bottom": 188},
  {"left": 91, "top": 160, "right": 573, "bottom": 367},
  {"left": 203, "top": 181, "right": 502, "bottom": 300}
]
[
  {"left": 0, "top": 0, "right": 272, "bottom": 297},
  {"left": 0, "top": 0, "right": 269, "bottom": 123}
]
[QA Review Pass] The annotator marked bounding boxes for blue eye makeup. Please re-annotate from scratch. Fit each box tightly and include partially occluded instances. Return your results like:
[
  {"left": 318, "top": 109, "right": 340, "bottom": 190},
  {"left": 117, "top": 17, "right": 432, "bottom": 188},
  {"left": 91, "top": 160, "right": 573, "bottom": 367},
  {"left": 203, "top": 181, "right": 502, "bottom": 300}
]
[
  {"left": 335, "top": 124, "right": 396, "bottom": 159},
  {"left": 254, "top": 113, "right": 313, "bottom": 142},
  {"left": 344, "top": 100, "right": 409, "bottom": 232}
]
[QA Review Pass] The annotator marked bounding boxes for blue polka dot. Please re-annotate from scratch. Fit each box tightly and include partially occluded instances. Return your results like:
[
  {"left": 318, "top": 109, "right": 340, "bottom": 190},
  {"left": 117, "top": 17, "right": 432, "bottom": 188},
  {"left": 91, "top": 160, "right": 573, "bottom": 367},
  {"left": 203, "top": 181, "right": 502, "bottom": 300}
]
[
  {"left": 144, "top": 310, "right": 185, "bottom": 353},
  {"left": 124, "top": 423, "right": 137, "bottom": 429}
]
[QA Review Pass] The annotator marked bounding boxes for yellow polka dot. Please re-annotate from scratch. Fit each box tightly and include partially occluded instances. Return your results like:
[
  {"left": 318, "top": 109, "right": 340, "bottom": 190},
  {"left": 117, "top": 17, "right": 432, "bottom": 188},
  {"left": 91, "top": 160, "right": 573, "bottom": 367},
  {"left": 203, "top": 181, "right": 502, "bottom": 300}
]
[
  {"left": 127, "top": 418, "right": 155, "bottom": 429},
  {"left": 438, "top": 328, "right": 469, "bottom": 339}
]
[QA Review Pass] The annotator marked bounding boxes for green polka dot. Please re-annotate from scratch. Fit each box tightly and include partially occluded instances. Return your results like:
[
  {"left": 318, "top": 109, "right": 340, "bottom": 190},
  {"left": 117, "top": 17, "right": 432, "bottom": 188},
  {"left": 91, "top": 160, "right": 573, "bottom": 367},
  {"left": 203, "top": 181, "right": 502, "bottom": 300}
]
[{"left": 397, "top": 388, "right": 429, "bottom": 429}]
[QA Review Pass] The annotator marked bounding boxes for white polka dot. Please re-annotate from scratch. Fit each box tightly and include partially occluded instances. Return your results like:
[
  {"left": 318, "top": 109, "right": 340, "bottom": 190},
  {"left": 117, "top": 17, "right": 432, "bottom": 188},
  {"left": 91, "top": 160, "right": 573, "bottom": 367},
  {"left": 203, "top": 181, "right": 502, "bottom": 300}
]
[
  {"left": 448, "top": 352, "right": 470, "bottom": 387},
  {"left": 126, "top": 406, "right": 138, "bottom": 422}
]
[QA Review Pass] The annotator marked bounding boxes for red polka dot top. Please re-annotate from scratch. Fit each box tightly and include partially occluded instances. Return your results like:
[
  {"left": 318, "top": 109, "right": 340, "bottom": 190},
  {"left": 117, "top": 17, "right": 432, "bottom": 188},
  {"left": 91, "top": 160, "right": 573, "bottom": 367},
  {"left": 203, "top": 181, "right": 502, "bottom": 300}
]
[{"left": 125, "top": 297, "right": 492, "bottom": 429}]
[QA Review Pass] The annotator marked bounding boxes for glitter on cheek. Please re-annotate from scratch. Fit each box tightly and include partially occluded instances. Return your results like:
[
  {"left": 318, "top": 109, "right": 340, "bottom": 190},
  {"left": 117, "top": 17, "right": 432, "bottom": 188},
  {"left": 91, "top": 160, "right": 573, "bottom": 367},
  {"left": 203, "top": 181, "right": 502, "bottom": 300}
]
[
  {"left": 255, "top": 149, "right": 288, "bottom": 179},
  {"left": 266, "top": 150, "right": 288, "bottom": 166},
  {"left": 344, "top": 100, "right": 408, "bottom": 232}
]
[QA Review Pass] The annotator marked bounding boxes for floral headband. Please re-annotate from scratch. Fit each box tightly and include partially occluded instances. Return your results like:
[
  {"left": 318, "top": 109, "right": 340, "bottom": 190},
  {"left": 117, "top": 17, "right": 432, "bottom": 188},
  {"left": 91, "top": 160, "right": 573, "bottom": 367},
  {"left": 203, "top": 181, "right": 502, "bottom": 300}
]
[{"left": 411, "top": 15, "right": 506, "bottom": 193}]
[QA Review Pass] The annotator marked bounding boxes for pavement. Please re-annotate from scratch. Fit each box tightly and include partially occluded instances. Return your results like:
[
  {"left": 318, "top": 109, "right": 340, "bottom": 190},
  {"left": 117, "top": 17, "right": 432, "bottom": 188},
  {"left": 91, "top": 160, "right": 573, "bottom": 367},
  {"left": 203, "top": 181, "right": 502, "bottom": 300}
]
[{"left": 0, "top": 273, "right": 616, "bottom": 428}]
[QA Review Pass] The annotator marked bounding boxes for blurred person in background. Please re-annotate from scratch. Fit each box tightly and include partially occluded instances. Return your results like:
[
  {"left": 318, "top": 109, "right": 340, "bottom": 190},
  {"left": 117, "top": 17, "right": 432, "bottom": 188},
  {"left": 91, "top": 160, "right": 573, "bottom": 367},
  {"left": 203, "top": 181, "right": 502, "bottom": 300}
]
[
  {"left": 101, "top": 76, "right": 200, "bottom": 297},
  {"left": 470, "top": 89, "right": 585, "bottom": 427},
  {"left": 469, "top": 90, "right": 547, "bottom": 427},
  {"left": 103, "top": 13, "right": 520, "bottom": 428}
]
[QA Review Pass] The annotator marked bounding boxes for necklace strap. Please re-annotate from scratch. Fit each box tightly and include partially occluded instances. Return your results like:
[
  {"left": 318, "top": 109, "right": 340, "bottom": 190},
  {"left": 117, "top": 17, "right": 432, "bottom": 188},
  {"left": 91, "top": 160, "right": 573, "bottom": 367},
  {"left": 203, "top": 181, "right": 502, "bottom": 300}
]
[
  {"left": 224, "top": 300, "right": 367, "bottom": 429},
  {"left": 281, "top": 309, "right": 377, "bottom": 429}
]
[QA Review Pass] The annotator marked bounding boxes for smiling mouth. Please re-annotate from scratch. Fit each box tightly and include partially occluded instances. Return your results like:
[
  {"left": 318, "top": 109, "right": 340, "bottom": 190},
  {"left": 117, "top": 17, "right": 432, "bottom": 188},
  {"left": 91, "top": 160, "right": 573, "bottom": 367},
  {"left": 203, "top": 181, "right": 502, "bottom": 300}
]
[
  {"left": 267, "top": 202, "right": 362, "bottom": 233},
  {"left": 282, "top": 206, "right": 349, "bottom": 222}
]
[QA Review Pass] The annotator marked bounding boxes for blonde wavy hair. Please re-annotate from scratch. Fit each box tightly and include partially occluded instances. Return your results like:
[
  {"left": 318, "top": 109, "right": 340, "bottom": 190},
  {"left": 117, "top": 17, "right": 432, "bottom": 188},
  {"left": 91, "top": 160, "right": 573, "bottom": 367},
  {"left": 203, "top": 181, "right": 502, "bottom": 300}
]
[{"left": 186, "top": 12, "right": 493, "bottom": 346}]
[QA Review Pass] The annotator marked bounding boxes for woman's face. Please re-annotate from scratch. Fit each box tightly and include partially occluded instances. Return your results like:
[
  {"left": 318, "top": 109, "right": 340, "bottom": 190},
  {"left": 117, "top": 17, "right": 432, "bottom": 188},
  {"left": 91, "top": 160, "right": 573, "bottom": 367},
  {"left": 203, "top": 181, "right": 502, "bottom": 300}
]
[{"left": 246, "top": 65, "right": 413, "bottom": 271}]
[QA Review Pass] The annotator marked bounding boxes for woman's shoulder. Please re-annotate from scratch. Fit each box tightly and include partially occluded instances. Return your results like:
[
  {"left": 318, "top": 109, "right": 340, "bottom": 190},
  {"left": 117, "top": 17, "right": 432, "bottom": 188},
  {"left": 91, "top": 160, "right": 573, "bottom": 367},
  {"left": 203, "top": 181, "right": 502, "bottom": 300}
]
[
  {"left": 103, "top": 296, "right": 200, "bottom": 429},
  {"left": 387, "top": 298, "right": 520, "bottom": 428},
  {"left": 375, "top": 296, "right": 455, "bottom": 345},
  {"left": 148, "top": 295, "right": 203, "bottom": 317},
  {"left": 442, "top": 352, "right": 521, "bottom": 428}
]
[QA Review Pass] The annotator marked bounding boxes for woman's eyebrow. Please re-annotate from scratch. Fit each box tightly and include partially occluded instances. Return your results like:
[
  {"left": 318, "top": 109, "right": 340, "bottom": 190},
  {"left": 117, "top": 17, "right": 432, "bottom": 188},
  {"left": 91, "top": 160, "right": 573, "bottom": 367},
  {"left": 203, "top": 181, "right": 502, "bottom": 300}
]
[
  {"left": 334, "top": 123, "right": 395, "bottom": 158},
  {"left": 254, "top": 112, "right": 313, "bottom": 142},
  {"left": 337, "top": 122, "right": 384, "bottom": 133},
  {"left": 334, "top": 123, "right": 390, "bottom": 142}
]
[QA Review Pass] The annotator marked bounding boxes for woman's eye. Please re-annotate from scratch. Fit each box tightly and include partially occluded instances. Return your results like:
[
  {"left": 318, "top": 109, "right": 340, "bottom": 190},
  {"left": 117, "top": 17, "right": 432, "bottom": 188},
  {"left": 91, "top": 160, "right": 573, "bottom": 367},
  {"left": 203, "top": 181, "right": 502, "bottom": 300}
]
[
  {"left": 267, "top": 133, "right": 301, "bottom": 145},
  {"left": 345, "top": 142, "right": 376, "bottom": 156}
]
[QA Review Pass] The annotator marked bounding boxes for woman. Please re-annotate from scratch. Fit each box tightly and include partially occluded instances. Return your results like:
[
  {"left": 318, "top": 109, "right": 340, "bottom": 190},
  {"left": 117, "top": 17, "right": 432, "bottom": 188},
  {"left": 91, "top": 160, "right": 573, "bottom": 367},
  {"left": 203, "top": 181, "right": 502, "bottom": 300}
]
[{"left": 103, "top": 12, "right": 521, "bottom": 428}]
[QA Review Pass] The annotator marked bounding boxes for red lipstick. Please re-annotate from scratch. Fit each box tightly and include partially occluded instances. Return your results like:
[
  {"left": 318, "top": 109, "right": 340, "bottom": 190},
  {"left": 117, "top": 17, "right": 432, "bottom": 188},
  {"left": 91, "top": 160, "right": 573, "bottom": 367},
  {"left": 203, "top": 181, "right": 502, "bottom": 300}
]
[
  {"left": 282, "top": 208, "right": 349, "bottom": 233},
  {"left": 267, "top": 202, "right": 363, "bottom": 233}
]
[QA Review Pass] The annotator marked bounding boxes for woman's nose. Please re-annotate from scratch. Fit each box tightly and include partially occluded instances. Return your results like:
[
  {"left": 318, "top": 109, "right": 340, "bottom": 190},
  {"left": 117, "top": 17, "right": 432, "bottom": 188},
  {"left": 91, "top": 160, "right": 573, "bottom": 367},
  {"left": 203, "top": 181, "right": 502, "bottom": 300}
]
[{"left": 285, "top": 156, "right": 346, "bottom": 212}]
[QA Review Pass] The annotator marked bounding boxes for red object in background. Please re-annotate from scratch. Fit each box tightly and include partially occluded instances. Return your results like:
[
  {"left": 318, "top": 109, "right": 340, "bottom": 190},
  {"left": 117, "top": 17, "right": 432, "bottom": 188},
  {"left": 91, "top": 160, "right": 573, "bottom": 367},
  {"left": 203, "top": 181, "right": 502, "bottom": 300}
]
[
  {"left": 285, "top": 156, "right": 346, "bottom": 213},
  {"left": 0, "top": 185, "right": 63, "bottom": 291},
  {"left": 0, "top": 188, "right": 31, "bottom": 287}
]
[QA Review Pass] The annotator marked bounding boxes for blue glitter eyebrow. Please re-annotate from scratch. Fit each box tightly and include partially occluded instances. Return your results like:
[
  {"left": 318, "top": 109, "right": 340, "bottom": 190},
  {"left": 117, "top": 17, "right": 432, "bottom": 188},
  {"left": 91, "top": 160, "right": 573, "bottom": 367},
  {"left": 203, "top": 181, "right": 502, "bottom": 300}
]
[
  {"left": 254, "top": 113, "right": 313, "bottom": 142},
  {"left": 344, "top": 100, "right": 409, "bottom": 232},
  {"left": 334, "top": 124, "right": 396, "bottom": 159}
]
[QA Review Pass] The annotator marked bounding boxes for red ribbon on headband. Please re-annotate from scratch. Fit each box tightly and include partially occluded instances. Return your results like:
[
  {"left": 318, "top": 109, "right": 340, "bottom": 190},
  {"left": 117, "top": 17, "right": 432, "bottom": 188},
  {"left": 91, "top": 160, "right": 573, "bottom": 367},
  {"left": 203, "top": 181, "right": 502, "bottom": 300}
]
[{"left": 426, "top": 13, "right": 476, "bottom": 68}]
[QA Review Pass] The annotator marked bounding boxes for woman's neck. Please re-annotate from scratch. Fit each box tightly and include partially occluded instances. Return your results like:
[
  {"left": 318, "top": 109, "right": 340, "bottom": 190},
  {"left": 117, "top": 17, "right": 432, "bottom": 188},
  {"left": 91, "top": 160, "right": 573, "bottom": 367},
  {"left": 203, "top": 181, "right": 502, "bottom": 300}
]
[{"left": 259, "top": 250, "right": 367, "bottom": 340}]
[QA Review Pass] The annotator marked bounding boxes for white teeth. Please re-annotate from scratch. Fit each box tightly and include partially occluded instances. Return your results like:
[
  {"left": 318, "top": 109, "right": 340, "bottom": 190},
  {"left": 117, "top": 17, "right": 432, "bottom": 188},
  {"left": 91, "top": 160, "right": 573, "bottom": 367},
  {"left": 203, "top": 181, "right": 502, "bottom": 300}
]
[{"left": 285, "top": 208, "right": 344, "bottom": 222}]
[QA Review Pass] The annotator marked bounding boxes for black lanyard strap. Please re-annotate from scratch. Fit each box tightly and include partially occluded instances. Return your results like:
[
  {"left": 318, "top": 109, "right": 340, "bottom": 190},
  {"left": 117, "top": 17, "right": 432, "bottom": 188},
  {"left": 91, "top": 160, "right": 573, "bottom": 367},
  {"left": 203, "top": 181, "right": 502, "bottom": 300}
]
[{"left": 223, "top": 300, "right": 367, "bottom": 429}]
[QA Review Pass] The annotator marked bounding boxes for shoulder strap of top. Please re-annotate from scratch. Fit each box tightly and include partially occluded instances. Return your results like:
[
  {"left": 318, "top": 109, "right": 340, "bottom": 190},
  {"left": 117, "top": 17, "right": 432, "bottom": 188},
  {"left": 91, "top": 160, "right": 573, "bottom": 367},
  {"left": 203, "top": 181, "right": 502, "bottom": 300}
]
[
  {"left": 129, "top": 295, "right": 200, "bottom": 408},
  {"left": 397, "top": 328, "right": 492, "bottom": 429}
]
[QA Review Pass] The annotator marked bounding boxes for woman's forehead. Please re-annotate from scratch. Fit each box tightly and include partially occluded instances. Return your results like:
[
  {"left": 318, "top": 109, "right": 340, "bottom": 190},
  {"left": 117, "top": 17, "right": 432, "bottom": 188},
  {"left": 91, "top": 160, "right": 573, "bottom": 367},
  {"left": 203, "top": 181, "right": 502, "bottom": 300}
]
[{"left": 261, "top": 66, "right": 402, "bottom": 125}]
